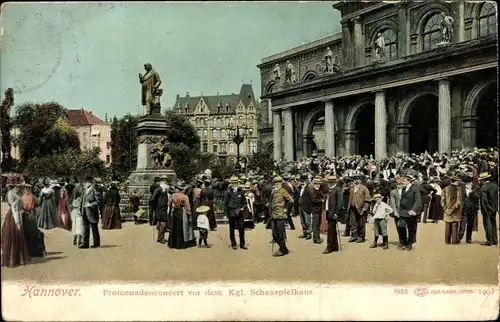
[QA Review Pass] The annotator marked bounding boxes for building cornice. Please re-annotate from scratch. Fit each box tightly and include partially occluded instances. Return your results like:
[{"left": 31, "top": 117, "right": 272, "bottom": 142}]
[{"left": 264, "top": 36, "right": 496, "bottom": 101}]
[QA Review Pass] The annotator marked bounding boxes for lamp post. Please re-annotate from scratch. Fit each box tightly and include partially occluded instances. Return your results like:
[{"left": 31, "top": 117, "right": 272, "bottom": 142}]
[
  {"left": 125, "top": 115, "right": 132, "bottom": 171},
  {"left": 229, "top": 123, "right": 250, "bottom": 167}
]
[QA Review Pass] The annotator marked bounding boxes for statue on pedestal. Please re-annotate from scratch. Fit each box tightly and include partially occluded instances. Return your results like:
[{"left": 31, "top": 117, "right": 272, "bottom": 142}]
[
  {"left": 439, "top": 12, "right": 455, "bottom": 44},
  {"left": 150, "top": 138, "right": 172, "bottom": 168},
  {"left": 273, "top": 63, "right": 281, "bottom": 83},
  {"left": 284, "top": 60, "right": 297, "bottom": 84},
  {"left": 139, "top": 63, "right": 162, "bottom": 115},
  {"left": 325, "top": 46, "right": 334, "bottom": 73},
  {"left": 374, "top": 32, "right": 386, "bottom": 62}
]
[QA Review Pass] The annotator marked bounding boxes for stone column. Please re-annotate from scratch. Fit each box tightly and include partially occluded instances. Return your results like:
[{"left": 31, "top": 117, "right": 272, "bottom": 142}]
[
  {"left": 374, "top": 91, "right": 387, "bottom": 160},
  {"left": 387, "top": 99, "right": 397, "bottom": 157},
  {"left": 273, "top": 111, "right": 282, "bottom": 160},
  {"left": 324, "top": 99, "right": 336, "bottom": 158},
  {"left": 438, "top": 79, "right": 452, "bottom": 154},
  {"left": 268, "top": 99, "right": 273, "bottom": 126},
  {"left": 456, "top": 0, "right": 465, "bottom": 42},
  {"left": 352, "top": 16, "right": 363, "bottom": 67},
  {"left": 462, "top": 117, "right": 478, "bottom": 150},
  {"left": 396, "top": 124, "right": 411, "bottom": 154},
  {"left": 282, "top": 109, "right": 294, "bottom": 160},
  {"left": 345, "top": 130, "right": 357, "bottom": 156}
]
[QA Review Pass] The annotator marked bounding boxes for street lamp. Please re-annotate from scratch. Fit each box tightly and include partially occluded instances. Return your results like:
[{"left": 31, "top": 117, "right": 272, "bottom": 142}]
[{"left": 229, "top": 122, "right": 251, "bottom": 163}]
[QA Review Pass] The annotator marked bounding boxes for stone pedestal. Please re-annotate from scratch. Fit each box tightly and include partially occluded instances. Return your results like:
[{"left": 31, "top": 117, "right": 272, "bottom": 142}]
[{"left": 121, "top": 114, "right": 177, "bottom": 221}]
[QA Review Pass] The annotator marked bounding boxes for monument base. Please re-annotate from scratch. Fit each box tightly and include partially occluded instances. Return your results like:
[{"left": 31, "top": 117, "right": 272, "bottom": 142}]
[{"left": 119, "top": 113, "right": 178, "bottom": 221}]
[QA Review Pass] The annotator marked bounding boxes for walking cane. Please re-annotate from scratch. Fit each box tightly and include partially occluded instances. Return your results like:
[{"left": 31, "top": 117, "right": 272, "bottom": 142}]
[{"left": 336, "top": 219, "right": 342, "bottom": 251}]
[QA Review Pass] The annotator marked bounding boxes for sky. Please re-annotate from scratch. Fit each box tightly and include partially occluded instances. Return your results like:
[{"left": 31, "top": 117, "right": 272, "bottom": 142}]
[{"left": 1, "top": 2, "right": 340, "bottom": 120}]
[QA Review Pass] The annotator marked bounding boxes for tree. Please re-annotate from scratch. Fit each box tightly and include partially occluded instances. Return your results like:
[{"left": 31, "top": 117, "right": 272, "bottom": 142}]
[
  {"left": 13, "top": 102, "right": 80, "bottom": 165},
  {"left": 165, "top": 110, "right": 200, "bottom": 150},
  {"left": 164, "top": 110, "right": 201, "bottom": 180},
  {"left": 110, "top": 114, "right": 138, "bottom": 178},
  {"left": 1, "top": 88, "right": 14, "bottom": 172},
  {"left": 24, "top": 148, "right": 107, "bottom": 179},
  {"left": 247, "top": 150, "right": 274, "bottom": 175}
]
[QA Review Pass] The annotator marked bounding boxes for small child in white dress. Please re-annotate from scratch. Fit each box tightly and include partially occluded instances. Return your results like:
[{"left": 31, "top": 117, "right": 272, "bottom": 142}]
[{"left": 196, "top": 205, "right": 211, "bottom": 248}]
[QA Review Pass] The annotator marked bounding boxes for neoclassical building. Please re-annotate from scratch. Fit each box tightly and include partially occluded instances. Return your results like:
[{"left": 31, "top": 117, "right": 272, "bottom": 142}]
[
  {"left": 258, "top": 1, "right": 497, "bottom": 160},
  {"left": 173, "top": 84, "right": 259, "bottom": 162}
]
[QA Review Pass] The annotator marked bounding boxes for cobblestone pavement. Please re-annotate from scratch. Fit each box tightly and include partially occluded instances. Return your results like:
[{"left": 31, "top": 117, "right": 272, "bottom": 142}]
[{"left": 2, "top": 202, "right": 497, "bottom": 285}]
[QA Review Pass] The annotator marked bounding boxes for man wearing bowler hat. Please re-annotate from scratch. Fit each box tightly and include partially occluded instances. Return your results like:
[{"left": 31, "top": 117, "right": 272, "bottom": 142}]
[
  {"left": 79, "top": 176, "right": 102, "bottom": 249},
  {"left": 395, "top": 173, "right": 422, "bottom": 251}
]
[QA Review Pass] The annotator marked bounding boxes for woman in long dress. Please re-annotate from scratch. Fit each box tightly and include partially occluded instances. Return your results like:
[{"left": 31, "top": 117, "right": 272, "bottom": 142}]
[
  {"left": 56, "top": 182, "right": 72, "bottom": 231},
  {"left": 37, "top": 181, "right": 57, "bottom": 230},
  {"left": 102, "top": 182, "right": 122, "bottom": 230},
  {"left": 20, "top": 184, "right": 46, "bottom": 257},
  {"left": 1, "top": 185, "right": 31, "bottom": 268},
  {"left": 168, "top": 183, "right": 196, "bottom": 249},
  {"left": 70, "top": 185, "right": 84, "bottom": 246}
]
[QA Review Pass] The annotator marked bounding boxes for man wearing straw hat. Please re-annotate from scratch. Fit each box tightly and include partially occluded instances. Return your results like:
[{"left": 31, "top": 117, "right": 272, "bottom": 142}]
[
  {"left": 478, "top": 172, "right": 498, "bottom": 246},
  {"left": 347, "top": 172, "right": 371, "bottom": 243},
  {"left": 269, "top": 176, "right": 293, "bottom": 256},
  {"left": 441, "top": 174, "right": 462, "bottom": 244},
  {"left": 225, "top": 176, "right": 247, "bottom": 250}
]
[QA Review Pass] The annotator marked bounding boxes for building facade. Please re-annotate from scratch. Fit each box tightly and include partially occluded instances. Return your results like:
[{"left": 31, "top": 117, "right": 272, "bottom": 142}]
[
  {"left": 173, "top": 84, "right": 260, "bottom": 162},
  {"left": 258, "top": 1, "right": 497, "bottom": 161},
  {"left": 66, "top": 109, "right": 112, "bottom": 165}
]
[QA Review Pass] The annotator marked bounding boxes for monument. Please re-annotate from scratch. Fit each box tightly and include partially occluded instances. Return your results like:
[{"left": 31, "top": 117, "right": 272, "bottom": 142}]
[{"left": 122, "top": 63, "right": 177, "bottom": 219}]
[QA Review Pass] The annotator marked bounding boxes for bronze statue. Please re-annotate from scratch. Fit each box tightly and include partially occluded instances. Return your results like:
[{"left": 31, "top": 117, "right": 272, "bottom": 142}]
[
  {"left": 139, "top": 63, "right": 162, "bottom": 115},
  {"left": 150, "top": 138, "right": 172, "bottom": 168}
]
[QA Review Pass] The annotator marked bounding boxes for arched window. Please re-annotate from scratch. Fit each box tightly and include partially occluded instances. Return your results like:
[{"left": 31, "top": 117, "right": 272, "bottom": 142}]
[
  {"left": 422, "top": 13, "right": 442, "bottom": 51},
  {"left": 212, "top": 129, "right": 218, "bottom": 138},
  {"left": 229, "top": 143, "right": 235, "bottom": 153},
  {"left": 203, "top": 130, "right": 208, "bottom": 138},
  {"left": 479, "top": 3, "right": 497, "bottom": 37},
  {"left": 221, "top": 129, "right": 226, "bottom": 138},
  {"left": 379, "top": 28, "right": 398, "bottom": 60}
]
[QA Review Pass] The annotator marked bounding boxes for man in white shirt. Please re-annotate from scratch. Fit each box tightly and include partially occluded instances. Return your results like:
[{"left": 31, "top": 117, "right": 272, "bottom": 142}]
[{"left": 369, "top": 194, "right": 393, "bottom": 249}]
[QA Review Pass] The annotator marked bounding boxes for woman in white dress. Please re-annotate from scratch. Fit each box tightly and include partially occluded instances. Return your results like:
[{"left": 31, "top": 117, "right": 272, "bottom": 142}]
[{"left": 70, "top": 185, "right": 84, "bottom": 246}]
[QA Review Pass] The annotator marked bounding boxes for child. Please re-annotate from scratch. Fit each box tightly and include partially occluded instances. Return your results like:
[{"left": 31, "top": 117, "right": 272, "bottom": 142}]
[
  {"left": 369, "top": 194, "right": 393, "bottom": 249},
  {"left": 196, "top": 205, "right": 211, "bottom": 248}
]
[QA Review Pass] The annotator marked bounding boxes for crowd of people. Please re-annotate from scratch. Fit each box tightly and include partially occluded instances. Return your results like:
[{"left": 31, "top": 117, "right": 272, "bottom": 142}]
[{"left": 1, "top": 147, "right": 498, "bottom": 266}]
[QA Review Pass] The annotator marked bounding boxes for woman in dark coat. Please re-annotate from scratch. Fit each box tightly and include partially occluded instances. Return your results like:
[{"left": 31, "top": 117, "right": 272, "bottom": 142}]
[{"left": 102, "top": 182, "right": 122, "bottom": 230}]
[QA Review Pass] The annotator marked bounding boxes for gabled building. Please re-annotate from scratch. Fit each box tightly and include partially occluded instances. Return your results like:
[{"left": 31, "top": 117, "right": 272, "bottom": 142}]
[
  {"left": 173, "top": 84, "right": 260, "bottom": 162},
  {"left": 66, "top": 109, "right": 112, "bottom": 165}
]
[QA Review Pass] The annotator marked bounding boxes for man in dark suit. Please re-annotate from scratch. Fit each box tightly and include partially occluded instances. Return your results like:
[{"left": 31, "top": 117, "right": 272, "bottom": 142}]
[
  {"left": 418, "top": 177, "right": 437, "bottom": 223},
  {"left": 298, "top": 175, "right": 313, "bottom": 239},
  {"left": 282, "top": 175, "right": 296, "bottom": 230},
  {"left": 148, "top": 177, "right": 160, "bottom": 226},
  {"left": 224, "top": 176, "right": 247, "bottom": 250},
  {"left": 479, "top": 172, "right": 498, "bottom": 246},
  {"left": 79, "top": 176, "right": 102, "bottom": 249},
  {"left": 324, "top": 176, "right": 343, "bottom": 254},
  {"left": 396, "top": 173, "right": 422, "bottom": 251}
]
